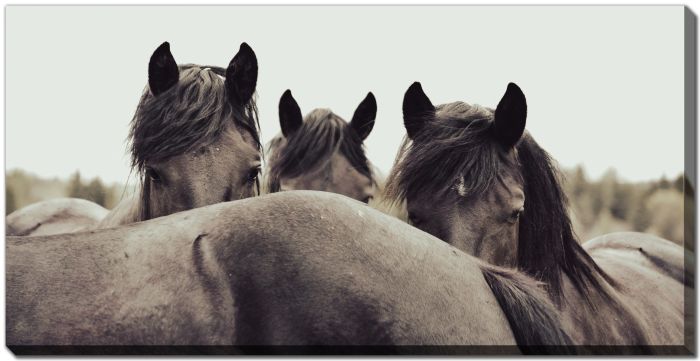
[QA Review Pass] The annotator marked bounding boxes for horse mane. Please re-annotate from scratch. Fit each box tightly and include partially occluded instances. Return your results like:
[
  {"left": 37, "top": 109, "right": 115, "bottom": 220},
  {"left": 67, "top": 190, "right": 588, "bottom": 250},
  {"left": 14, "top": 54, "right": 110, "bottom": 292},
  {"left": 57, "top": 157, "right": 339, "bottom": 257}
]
[
  {"left": 384, "top": 101, "right": 616, "bottom": 304},
  {"left": 265, "top": 108, "right": 373, "bottom": 193},
  {"left": 480, "top": 264, "right": 573, "bottom": 352},
  {"left": 515, "top": 135, "right": 618, "bottom": 304},
  {"left": 128, "top": 64, "right": 261, "bottom": 221},
  {"left": 385, "top": 102, "right": 510, "bottom": 205}
]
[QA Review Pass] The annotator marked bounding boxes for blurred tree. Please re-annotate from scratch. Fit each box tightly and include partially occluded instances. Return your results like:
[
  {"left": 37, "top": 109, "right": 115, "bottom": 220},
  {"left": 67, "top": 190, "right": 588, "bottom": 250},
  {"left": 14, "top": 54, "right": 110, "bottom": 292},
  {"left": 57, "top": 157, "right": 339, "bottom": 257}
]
[
  {"left": 629, "top": 193, "right": 652, "bottom": 232},
  {"left": 569, "top": 165, "right": 588, "bottom": 200},
  {"left": 657, "top": 175, "right": 671, "bottom": 190},
  {"left": 67, "top": 171, "right": 85, "bottom": 199},
  {"left": 644, "top": 189, "right": 684, "bottom": 246},
  {"left": 587, "top": 208, "right": 633, "bottom": 240},
  {"left": 592, "top": 169, "right": 617, "bottom": 216},
  {"left": 673, "top": 174, "right": 685, "bottom": 194},
  {"left": 84, "top": 178, "right": 107, "bottom": 206},
  {"left": 610, "top": 183, "right": 634, "bottom": 220},
  {"left": 6, "top": 186, "right": 16, "bottom": 215}
]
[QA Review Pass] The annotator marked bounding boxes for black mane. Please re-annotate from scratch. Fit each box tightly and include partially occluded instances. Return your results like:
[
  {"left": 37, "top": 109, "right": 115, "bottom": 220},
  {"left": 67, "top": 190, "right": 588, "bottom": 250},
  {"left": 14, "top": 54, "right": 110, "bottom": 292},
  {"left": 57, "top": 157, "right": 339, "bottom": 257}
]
[
  {"left": 385, "top": 101, "right": 615, "bottom": 303},
  {"left": 265, "top": 108, "right": 373, "bottom": 192},
  {"left": 128, "top": 64, "right": 260, "bottom": 174},
  {"left": 386, "top": 102, "right": 511, "bottom": 204}
]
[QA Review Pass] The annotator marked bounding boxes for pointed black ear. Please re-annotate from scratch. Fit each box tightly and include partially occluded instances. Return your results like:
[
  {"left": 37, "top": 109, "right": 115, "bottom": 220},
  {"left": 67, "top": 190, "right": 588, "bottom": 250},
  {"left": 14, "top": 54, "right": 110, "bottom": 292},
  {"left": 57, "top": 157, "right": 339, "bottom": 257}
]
[
  {"left": 278, "top": 90, "right": 303, "bottom": 138},
  {"left": 350, "top": 92, "right": 377, "bottom": 140},
  {"left": 226, "top": 42, "right": 258, "bottom": 106},
  {"left": 493, "top": 83, "right": 527, "bottom": 148},
  {"left": 148, "top": 42, "right": 179, "bottom": 96},
  {"left": 402, "top": 82, "right": 435, "bottom": 139}
]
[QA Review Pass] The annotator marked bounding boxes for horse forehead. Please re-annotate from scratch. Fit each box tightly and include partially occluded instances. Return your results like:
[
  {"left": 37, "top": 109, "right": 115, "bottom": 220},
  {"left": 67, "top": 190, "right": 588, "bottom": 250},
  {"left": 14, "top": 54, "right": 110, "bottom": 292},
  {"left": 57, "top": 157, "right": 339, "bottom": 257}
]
[
  {"left": 201, "top": 67, "right": 225, "bottom": 80},
  {"left": 478, "top": 173, "right": 524, "bottom": 205},
  {"left": 435, "top": 102, "right": 493, "bottom": 120},
  {"left": 162, "top": 133, "right": 258, "bottom": 174},
  {"left": 209, "top": 126, "right": 260, "bottom": 160},
  {"left": 331, "top": 153, "right": 370, "bottom": 181}
]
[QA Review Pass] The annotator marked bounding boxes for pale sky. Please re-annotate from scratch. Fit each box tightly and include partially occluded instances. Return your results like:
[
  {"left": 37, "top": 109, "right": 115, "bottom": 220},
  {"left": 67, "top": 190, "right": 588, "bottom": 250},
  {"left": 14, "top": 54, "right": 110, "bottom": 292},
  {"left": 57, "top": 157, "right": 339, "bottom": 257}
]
[{"left": 5, "top": 5, "right": 686, "bottom": 185}]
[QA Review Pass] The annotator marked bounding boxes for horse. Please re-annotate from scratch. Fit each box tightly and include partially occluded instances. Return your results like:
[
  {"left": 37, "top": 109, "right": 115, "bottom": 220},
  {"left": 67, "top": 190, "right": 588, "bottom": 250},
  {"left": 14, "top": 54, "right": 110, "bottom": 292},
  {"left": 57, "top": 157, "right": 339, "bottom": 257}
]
[
  {"left": 7, "top": 190, "right": 575, "bottom": 354},
  {"left": 384, "top": 81, "right": 691, "bottom": 349},
  {"left": 6, "top": 41, "right": 262, "bottom": 236},
  {"left": 5, "top": 198, "right": 109, "bottom": 236},
  {"left": 263, "top": 90, "right": 378, "bottom": 203}
]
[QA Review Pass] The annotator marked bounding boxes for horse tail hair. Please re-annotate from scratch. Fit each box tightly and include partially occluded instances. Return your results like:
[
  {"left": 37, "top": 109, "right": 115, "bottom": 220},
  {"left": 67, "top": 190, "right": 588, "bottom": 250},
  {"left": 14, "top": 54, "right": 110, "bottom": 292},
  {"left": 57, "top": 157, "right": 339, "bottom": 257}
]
[{"left": 480, "top": 265, "right": 574, "bottom": 354}]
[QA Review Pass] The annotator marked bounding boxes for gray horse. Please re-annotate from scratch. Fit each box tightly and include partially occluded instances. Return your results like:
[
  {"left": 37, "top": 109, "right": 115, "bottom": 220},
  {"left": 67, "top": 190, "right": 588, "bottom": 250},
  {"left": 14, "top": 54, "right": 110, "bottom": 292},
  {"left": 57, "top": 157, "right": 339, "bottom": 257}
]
[
  {"left": 385, "top": 82, "right": 690, "bottom": 348},
  {"left": 7, "top": 42, "right": 261, "bottom": 236},
  {"left": 264, "top": 90, "right": 378, "bottom": 203},
  {"left": 7, "top": 191, "right": 574, "bottom": 354}
]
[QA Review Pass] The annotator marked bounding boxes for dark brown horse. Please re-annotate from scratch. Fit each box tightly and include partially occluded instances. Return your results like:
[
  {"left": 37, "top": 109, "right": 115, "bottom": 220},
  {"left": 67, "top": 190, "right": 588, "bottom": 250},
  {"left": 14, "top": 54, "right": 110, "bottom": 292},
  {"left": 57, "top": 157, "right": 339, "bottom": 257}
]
[
  {"left": 7, "top": 42, "right": 261, "bottom": 236},
  {"left": 385, "top": 82, "right": 690, "bottom": 349},
  {"left": 264, "top": 90, "right": 377, "bottom": 203},
  {"left": 7, "top": 191, "right": 573, "bottom": 354}
]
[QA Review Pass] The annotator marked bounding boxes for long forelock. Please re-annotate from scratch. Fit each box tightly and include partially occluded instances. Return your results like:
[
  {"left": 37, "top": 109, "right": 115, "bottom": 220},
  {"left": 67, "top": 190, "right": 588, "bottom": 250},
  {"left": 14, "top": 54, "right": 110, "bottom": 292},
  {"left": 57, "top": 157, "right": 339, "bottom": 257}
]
[
  {"left": 128, "top": 64, "right": 260, "bottom": 174},
  {"left": 385, "top": 102, "right": 514, "bottom": 205},
  {"left": 265, "top": 108, "right": 373, "bottom": 192}
]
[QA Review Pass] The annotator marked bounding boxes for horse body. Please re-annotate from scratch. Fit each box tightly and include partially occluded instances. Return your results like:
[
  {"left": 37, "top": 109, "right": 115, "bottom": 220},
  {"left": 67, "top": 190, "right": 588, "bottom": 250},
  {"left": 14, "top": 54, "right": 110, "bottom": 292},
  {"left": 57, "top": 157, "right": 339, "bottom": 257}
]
[
  {"left": 8, "top": 191, "right": 573, "bottom": 350},
  {"left": 386, "top": 82, "right": 689, "bottom": 349},
  {"left": 549, "top": 240, "right": 685, "bottom": 346},
  {"left": 7, "top": 41, "right": 261, "bottom": 236},
  {"left": 5, "top": 198, "right": 109, "bottom": 236},
  {"left": 561, "top": 232, "right": 688, "bottom": 345}
]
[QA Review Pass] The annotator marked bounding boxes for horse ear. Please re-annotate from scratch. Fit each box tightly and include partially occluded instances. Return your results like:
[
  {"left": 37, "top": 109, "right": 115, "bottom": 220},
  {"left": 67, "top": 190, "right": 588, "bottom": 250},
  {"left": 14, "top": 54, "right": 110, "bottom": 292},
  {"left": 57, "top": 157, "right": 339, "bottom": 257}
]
[
  {"left": 279, "top": 90, "right": 303, "bottom": 137},
  {"left": 148, "top": 42, "right": 179, "bottom": 96},
  {"left": 226, "top": 42, "right": 258, "bottom": 106},
  {"left": 493, "top": 83, "right": 527, "bottom": 148},
  {"left": 350, "top": 92, "right": 377, "bottom": 140},
  {"left": 402, "top": 82, "right": 435, "bottom": 139}
]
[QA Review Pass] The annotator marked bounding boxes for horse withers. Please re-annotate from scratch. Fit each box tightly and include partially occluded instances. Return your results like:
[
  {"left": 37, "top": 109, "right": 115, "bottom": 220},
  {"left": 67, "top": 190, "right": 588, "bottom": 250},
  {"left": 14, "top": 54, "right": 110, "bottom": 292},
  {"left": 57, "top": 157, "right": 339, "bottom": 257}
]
[
  {"left": 384, "top": 81, "right": 689, "bottom": 350},
  {"left": 264, "top": 90, "right": 378, "bottom": 203},
  {"left": 7, "top": 41, "right": 262, "bottom": 236}
]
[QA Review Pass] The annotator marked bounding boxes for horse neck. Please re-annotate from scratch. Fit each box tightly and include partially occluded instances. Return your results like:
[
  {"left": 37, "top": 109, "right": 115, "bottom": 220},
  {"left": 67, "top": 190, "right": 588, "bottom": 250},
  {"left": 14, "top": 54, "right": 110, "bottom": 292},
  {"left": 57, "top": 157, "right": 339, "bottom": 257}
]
[{"left": 94, "top": 190, "right": 144, "bottom": 229}]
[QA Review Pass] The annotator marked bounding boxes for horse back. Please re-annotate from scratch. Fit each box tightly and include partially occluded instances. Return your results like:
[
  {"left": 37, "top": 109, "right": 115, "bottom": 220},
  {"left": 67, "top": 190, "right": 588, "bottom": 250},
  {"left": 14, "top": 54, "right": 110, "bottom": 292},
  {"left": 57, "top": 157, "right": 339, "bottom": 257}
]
[
  {"left": 6, "top": 198, "right": 108, "bottom": 236},
  {"left": 581, "top": 232, "right": 688, "bottom": 346},
  {"left": 8, "top": 191, "right": 528, "bottom": 349},
  {"left": 584, "top": 232, "right": 692, "bottom": 287},
  {"left": 208, "top": 191, "right": 522, "bottom": 346}
]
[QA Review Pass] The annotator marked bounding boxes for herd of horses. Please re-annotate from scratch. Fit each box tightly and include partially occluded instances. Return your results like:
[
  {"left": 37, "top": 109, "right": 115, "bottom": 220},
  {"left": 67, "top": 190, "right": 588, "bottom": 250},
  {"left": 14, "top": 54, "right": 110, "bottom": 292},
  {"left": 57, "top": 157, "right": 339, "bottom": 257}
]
[{"left": 5, "top": 42, "right": 693, "bottom": 354}]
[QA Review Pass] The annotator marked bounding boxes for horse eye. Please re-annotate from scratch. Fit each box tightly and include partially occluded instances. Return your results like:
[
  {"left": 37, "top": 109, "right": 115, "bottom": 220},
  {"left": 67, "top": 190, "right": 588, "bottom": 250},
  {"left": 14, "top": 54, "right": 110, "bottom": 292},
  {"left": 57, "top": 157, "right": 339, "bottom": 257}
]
[
  {"left": 146, "top": 167, "right": 162, "bottom": 183},
  {"left": 362, "top": 195, "right": 374, "bottom": 204},
  {"left": 246, "top": 167, "right": 260, "bottom": 183},
  {"left": 408, "top": 212, "right": 423, "bottom": 227},
  {"left": 509, "top": 207, "right": 525, "bottom": 222}
]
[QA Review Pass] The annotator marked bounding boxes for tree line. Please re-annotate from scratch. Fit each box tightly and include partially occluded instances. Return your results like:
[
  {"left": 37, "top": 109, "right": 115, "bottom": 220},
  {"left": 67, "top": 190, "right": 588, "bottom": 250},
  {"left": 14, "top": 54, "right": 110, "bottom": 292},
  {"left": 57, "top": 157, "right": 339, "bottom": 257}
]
[
  {"left": 6, "top": 169, "right": 129, "bottom": 214},
  {"left": 563, "top": 166, "right": 689, "bottom": 250},
  {"left": 6, "top": 167, "right": 689, "bottom": 251}
]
